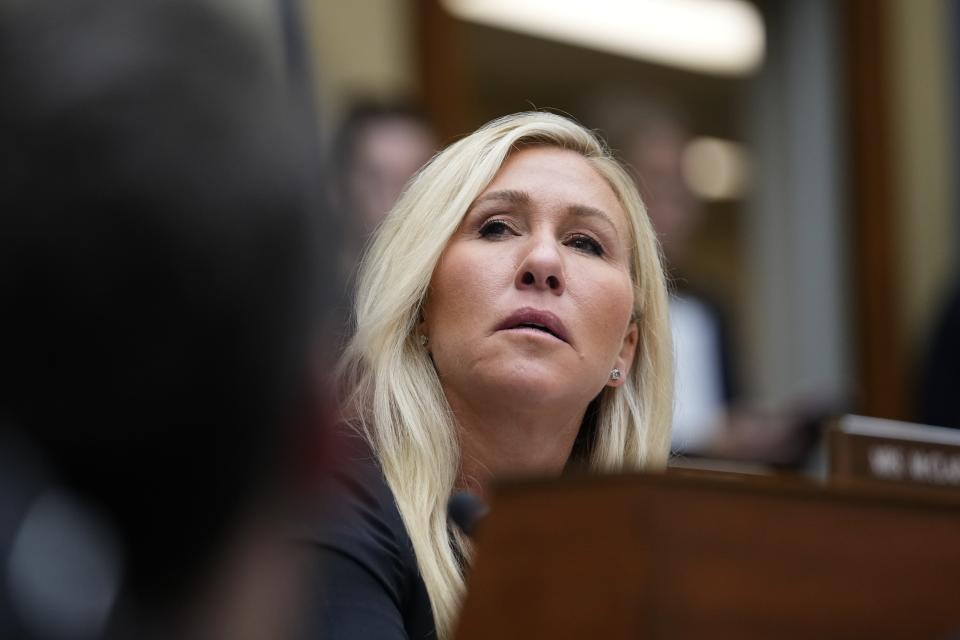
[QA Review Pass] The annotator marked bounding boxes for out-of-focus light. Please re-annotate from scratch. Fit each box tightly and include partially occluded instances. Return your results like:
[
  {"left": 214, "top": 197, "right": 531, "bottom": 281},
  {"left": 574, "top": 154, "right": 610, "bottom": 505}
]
[
  {"left": 7, "top": 490, "right": 122, "bottom": 640},
  {"left": 442, "top": 0, "right": 765, "bottom": 76},
  {"left": 682, "top": 136, "right": 750, "bottom": 200}
]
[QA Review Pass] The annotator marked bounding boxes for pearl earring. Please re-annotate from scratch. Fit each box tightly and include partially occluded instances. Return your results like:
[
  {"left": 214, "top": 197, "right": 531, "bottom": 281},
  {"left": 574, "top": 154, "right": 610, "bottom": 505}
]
[
  {"left": 609, "top": 368, "right": 622, "bottom": 381},
  {"left": 419, "top": 334, "right": 429, "bottom": 347}
]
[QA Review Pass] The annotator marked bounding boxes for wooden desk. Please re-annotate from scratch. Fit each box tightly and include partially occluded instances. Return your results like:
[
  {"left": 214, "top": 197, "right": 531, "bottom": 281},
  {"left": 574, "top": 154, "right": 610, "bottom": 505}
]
[{"left": 456, "top": 471, "right": 960, "bottom": 639}]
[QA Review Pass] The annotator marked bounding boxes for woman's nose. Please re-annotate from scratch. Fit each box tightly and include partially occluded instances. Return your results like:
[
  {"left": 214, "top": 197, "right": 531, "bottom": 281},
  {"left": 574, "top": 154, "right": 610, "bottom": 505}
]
[{"left": 515, "top": 238, "right": 565, "bottom": 295}]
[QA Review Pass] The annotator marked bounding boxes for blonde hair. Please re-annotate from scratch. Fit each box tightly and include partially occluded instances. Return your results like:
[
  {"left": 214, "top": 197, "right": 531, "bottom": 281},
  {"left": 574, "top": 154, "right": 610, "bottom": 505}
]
[{"left": 338, "top": 111, "right": 672, "bottom": 638}]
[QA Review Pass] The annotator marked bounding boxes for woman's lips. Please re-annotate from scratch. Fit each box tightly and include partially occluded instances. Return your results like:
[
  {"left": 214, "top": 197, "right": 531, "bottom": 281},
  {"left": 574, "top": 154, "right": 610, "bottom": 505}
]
[{"left": 495, "top": 307, "right": 570, "bottom": 344}]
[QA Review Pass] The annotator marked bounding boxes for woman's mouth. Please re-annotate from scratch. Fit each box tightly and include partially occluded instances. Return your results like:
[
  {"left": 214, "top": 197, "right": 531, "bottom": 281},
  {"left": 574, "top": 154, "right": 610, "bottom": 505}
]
[{"left": 495, "top": 307, "right": 570, "bottom": 344}]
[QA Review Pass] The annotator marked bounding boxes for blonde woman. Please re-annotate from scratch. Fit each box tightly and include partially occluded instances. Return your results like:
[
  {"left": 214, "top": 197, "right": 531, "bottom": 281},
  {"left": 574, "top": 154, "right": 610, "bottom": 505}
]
[{"left": 303, "top": 111, "right": 672, "bottom": 640}]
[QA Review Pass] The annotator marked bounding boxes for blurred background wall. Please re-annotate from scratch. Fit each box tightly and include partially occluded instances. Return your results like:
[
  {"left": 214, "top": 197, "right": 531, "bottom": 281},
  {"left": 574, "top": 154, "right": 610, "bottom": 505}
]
[
  {"left": 302, "top": 0, "right": 959, "bottom": 428},
  {"left": 302, "top": 0, "right": 419, "bottom": 141}
]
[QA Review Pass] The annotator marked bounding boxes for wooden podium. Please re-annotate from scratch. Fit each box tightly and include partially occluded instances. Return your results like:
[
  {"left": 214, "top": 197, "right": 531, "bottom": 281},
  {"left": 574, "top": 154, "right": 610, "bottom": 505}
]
[{"left": 455, "top": 471, "right": 960, "bottom": 639}]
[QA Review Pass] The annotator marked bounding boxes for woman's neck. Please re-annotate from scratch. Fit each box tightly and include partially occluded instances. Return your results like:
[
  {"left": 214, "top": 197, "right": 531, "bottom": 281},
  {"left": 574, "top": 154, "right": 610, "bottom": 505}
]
[{"left": 445, "top": 390, "right": 586, "bottom": 503}]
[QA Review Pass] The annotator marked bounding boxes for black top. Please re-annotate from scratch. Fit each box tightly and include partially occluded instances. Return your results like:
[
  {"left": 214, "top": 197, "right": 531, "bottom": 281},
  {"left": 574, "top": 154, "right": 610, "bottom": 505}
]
[
  {"left": 296, "top": 441, "right": 436, "bottom": 640},
  {"left": 919, "top": 282, "right": 960, "bottom": 429}
]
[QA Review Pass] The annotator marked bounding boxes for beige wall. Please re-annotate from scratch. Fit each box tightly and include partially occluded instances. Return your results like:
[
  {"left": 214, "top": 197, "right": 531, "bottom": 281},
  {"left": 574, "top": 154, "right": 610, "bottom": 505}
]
[
  {"left": 889, "top": 0, "right": 956, "bottom": 358},
  {"left": 301, "top": 0, "right": 418, "bottom": 137}
]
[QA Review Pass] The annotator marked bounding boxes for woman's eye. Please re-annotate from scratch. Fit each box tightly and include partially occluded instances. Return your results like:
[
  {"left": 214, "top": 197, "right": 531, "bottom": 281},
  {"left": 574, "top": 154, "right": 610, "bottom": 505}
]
[
  {"left": 568, "top": 234, "right": 604, "bottom": 256},
  {"left": 479, "top": 220, "right": 512, "bottom": 239}
]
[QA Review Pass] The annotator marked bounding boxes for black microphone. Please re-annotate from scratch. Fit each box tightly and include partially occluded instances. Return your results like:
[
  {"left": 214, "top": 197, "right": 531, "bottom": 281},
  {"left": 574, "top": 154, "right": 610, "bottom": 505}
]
[{"left": 447, "top": 491, "right": 488, "bottom": 538}]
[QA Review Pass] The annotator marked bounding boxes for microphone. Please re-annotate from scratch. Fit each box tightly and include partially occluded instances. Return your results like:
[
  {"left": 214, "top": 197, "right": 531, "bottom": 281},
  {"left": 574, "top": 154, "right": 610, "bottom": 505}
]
[{"left": 447, "top": 491, "right": 488, "bottom": 538}]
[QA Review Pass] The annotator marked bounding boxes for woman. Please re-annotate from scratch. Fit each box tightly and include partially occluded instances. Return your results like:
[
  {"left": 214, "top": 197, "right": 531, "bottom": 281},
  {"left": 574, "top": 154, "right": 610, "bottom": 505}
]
[{"left": 307, "top": 111, "right": 672, "bottom": 639}]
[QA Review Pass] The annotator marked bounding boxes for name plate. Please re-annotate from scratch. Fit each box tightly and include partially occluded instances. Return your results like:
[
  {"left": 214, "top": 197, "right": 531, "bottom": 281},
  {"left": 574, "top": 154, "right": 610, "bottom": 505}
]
[{"left": 829, "top": 415, "right": 960, "bottom": 489}]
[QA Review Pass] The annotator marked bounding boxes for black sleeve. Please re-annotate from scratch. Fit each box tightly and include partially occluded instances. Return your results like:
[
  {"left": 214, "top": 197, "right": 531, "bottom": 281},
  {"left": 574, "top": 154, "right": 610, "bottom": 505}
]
[
  {"left": 294, "top": 450, "right": 434, "bottom": 640},
  {"left": 299, "top": 542, "right": 409, "bottom": 639},
  {"left": 919, "top": 285, "right": 960, "bottom": 429}
]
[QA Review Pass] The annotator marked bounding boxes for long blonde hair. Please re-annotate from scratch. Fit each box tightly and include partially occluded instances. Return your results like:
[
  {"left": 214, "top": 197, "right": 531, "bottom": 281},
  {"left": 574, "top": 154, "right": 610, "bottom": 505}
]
[{"left": 338, "top": 111, "right": 672, "bottom": 638}]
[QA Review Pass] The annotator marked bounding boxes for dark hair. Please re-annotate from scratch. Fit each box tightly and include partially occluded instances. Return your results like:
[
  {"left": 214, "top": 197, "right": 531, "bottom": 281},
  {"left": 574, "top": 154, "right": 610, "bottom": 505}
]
[
  {"left": 332, "top": 101, "right": 432, "bottom": 174},
  {"left": 0, "top": 0, "right": 325, "bottom": 614}
]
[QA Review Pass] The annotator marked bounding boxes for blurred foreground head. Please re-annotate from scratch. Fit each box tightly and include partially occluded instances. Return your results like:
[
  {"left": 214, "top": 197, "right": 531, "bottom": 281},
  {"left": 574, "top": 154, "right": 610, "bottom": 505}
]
[{"left": 0, "top": 0, "right": 326, "bottom": 637}]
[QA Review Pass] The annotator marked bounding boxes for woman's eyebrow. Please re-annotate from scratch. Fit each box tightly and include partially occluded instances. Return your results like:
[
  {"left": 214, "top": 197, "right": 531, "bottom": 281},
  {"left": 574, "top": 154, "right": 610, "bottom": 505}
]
[
  {"left": 471, "top": 189, "right": 530, "bottom": 207},
  {"left": 470, "top": 191, "right": 620, "bottom": 235},
  {"left": 567, "top": 204, "right": 619, "bottom": 235}
]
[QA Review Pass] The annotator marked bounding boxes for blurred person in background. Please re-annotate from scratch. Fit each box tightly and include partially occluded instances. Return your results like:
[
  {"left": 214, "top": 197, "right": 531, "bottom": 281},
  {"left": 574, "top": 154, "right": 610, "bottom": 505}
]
[
  {"left": 620, "top": 101, "right": 736, "bottom": 454},
  {"left": 326, "top": 103, "right": 438, "bottom": 335},
  {"left": 586, "top": 93, "right": 809, "bottom": 463},
  {"left": 331, "top": 102, "right": 438, "bottom": 239},
  {"left": 298, "top": 111, "right": 673, "bottom": 639},
  {"left": 0, "top": 0, "right": 333, "bottom": 638}
]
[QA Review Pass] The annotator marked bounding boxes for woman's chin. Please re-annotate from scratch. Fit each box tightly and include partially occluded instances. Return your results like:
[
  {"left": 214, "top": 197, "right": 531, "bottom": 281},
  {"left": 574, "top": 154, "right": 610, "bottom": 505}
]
[{"left": 463, "top": 359, "right": 598, "bottom": 409}]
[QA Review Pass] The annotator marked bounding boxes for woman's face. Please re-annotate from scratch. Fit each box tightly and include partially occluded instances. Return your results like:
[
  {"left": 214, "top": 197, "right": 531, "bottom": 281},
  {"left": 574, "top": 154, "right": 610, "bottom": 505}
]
[{"left": 423, "top": 146, "right": 638, "bottom": 414}]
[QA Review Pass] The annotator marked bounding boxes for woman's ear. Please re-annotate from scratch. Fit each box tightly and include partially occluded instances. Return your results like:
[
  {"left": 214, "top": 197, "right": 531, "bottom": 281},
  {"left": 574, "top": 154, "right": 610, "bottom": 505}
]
[
  {"left": 417, "top": 306, "right": 428, "bottom": 336},
  {"left": 607, "top": 322, "right": 638, "bottom": 388},
  {"left": 416, "top": 306, "right": 430, "bottom": 347}
]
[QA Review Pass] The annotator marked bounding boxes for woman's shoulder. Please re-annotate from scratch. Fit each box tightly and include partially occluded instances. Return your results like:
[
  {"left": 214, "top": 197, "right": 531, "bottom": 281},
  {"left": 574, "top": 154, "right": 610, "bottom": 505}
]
[
  {"left": 294, "top": 426, "right": 437, "bottom": 638},
  {"left": 294, "top": 427, "right": 421, "bottom": 607}
]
